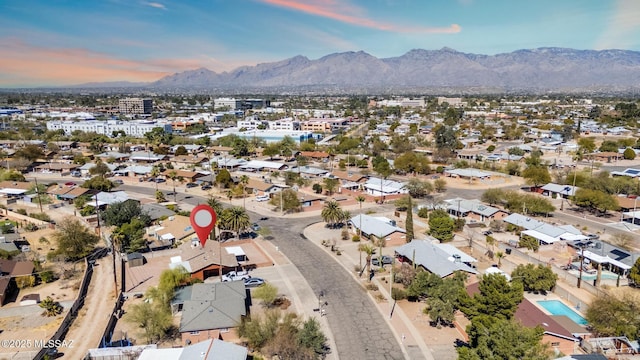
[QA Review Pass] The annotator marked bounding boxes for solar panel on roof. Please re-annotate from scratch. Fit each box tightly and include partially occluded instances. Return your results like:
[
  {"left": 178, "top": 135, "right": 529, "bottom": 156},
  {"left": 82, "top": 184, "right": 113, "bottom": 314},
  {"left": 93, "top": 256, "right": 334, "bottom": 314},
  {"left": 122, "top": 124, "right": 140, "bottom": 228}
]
[
  {"left": 625, "top": 169, "right": 640, "bottom": 175},
  {"left": 610, "top": 249, "right": 630, "bottom": 260}
]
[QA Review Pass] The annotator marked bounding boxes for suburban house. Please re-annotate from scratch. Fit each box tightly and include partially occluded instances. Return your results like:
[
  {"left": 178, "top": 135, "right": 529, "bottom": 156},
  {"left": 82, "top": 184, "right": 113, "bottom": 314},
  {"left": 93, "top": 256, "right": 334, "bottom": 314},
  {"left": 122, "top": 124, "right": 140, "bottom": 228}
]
[
  {"left": 445, "top": 198, "right": 509, "bottom": 223},
  {"left": 146, "top": 215, "right": 196, "bottom": 251},
  {"left": 161, "top": 169, "right": 207, "bottom": 183},
  {"left": 330, "top": 170, "right": 368, "bottom": 184},
  {"left": 287, "top": 166, "right": 329, "bottom": 177},
  {"left": 239, "top": 160, "right": 287, "bottom": 173},
  {"left": 35, "top": 163, "right": 79, "bottom": 174},
  {"left": 539, "top": 183, "right": 579, "bottom": 198},
  {"left": 48, "top": 185, "right": 92, "bottom": 203},
  {"left": 0, "top": 259, "right": 35, "bottom": 305},
  {"left": 349, "top": 214, "right": 406, "bottom": 245},
  {"left": 503, "top": 213, "right": 587, "bottom": 245},
  {"left": 299, "top": 151, "right": 330, "bottom": 161},
  {"left": 169, "top": 240, "right": 239, "bottom": 281},
  {"left": 172, "top": 155, "right": 209, "bottom": 167},
  {"left": 244, "top": 178, "right": 285, "bottom": 197},
  {"left": 129, "top": 151, "right": 167, "bottom": 163},
  {"left": 137, "top": 339, "right": 247, "bottom": 360},
  {"left": 567, "top": 239, "right": 636, "bottom": 277},
  {"left": 611, "top": 168, "right": 640, "bottom": 178},
  {"left": 443, "top": 168, "right": 492, "bottom": 180},
  {"left": 362, "top": 177, "right": 408, "bottom": 197},
  {"left": 394, "top": 240, "right": 478, "bottom": 278},
  {"left": 466, "top": 283, "right": 580, "bottom": 355},
  {"left": 113, "top": 165, "right": 153, "bottom": 178},
  {"left": 0, "top": 181, "right": 33, "bottom": 199},
  {"left": 173, "top": 282, "right": 249, "bottom": 345}
]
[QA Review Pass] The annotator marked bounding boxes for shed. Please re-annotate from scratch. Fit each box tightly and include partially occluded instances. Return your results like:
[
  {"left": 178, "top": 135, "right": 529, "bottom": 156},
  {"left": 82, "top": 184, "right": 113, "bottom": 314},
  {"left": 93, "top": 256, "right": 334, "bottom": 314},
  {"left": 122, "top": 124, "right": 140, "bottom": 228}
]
[
  {"left": 126, "top": 252, "right": 145, "bottom": 267},
  {"left": 225, "top": 246, "right": 247, "bottom": 262},
  {"left": 20, "top": 293, "right": 40, "bottom": 306}
]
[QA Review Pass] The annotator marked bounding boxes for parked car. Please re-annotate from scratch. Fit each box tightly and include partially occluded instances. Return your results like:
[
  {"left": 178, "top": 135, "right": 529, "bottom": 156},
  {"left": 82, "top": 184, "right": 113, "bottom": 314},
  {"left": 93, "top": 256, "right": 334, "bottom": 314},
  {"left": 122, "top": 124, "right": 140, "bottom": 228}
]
[
  {"left": 255, "top": 195, "right": 270, "bottom": 202},
  {"left": 251, "top": 223, "right": 260, "bottom": 231},
  {"left": 154, "top": 178, "right": 166, "bottom": 183},
  {"left": 201, "top": 184, "right": 212, "bottom": 190},
  {"left": 222, "top": 271, "right": 251, "bottom": 282},
  {"left": 371, "top": 255, "right": 393, "bottom": 266},
  {"left": 186, "top": 182, "right": 198, "bottom": 188},
  {"left": 482, "top": 230, "right": 493, "bottom": 236},
  {"left": 586, "top": 233, "right": 599, "bottom": 240},
  {"left": 112, "top": 179, "right": 124, "bottom": 185},
  {"left": 244, "top": 277, "right": 265, "bottom": 288},
  {"left": 146, "top": 177, "right": 156, "bottom": 182},
  {"left": 71, "top": 171, "right": 81, "bottom": 177}
]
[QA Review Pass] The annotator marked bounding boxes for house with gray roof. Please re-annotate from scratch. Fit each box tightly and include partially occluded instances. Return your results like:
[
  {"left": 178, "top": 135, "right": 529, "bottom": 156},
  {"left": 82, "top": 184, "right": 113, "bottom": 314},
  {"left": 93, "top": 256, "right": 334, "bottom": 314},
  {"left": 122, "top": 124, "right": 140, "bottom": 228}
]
[
  {"left": 129, "top": 151, "right": 167, "bottom": 163},
  {"left": 504, "top": 213, "right": 587, "bottom": 245},
  {"left": 287, "top": 166, "right": 329, "bottom": 177},
  {"left": 540, "top": 183, "right": 579, "bottom": 198},
  {"left": 349, "top": 214, "right": 406, "bottom": 245},
  {"left": 239, "top": 160, "right": 286, "bottom": 172},
  {"left": 137, "top": 339, "right": 247, "bottom": 360},
  {"left": 363, "top": 177, "right": 408, "bottom": 196},
  {"left": 174, "top": 282, "right": 248, "bottom": 345},
  {"left": 445, "top": 198, "right": 508, "bottom": 223},
  {"left": 394, "top": 240, "right": 478, "bottom": 278}
]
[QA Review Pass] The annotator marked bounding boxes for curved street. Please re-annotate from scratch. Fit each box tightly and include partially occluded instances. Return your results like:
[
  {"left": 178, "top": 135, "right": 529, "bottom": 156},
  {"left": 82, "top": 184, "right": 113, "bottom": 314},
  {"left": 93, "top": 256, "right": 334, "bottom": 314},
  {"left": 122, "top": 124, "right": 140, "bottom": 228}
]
[{"left": 120, "top": 183, "right": 405, "bottom": 359}]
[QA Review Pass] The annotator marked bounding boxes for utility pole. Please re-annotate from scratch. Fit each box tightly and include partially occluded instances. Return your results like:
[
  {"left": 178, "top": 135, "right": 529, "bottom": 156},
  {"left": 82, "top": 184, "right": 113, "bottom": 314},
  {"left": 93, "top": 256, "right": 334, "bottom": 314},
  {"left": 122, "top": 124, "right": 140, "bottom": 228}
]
[
  {"left": 577, "top": 245, "right": 585, "bottom": 288},
  {"left": 33, "top": 177, "right": 43, "bottom": 213}
]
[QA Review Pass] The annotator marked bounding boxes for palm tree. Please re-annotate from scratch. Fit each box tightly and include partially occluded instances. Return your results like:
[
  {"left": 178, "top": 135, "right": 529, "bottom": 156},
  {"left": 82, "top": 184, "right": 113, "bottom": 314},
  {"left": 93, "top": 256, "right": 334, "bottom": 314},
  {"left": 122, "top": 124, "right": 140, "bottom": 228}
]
[
  {"left": 166, "top": 170, "right": 183, "bottom": 203},
  {"left": 207, "top": 196, "right": 224, "bottom": 241},
  {"left": 496, "top": 251, "right": 504, "bottom": 267},
  {"left": 226, "top": 190, "right": 233, "bottom": 205},
  {"left": 239, "top": 175, "right": 250, "bottom": 209},
  {"left": 321, "top": 200, "right": 343, "bottom": 228},
  {"left": 358, "top": 243, "right": 376, "bottom": 280},
  {"left": 39, "top": 296, "right": 63, "bottom": 317},
  {"left": 355, "top": 195, "right": 366, "bottom": 240},
  {"left": 150, "top": 166, "right": 161, "bottom": 192},
  {"left": 220, "top": 206, "right": 251, "bottom": 241}
]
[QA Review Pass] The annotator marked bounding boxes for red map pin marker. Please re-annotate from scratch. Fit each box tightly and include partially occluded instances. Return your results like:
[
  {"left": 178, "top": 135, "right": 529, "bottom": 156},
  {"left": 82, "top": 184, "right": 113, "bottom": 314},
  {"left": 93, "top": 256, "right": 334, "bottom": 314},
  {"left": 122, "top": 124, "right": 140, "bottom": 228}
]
[{"left": 190, "top": 204, "right": 217, "bottom": 247}]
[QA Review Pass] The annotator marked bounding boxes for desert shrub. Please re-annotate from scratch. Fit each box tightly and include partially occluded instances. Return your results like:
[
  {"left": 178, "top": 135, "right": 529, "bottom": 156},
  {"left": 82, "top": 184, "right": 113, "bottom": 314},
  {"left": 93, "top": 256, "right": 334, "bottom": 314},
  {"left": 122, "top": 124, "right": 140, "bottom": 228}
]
[
  {"left": 16, "top": 275, "right": 36, "bottom": 289},
  {"left": 391, "top": 287, "right": 407, "bottom": 300}
]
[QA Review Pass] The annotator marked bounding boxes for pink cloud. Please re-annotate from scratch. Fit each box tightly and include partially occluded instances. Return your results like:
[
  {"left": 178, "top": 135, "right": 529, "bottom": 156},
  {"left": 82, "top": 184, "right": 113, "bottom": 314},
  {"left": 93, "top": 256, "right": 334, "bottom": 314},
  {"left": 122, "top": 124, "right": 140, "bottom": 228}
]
[
  {"left": 259, "top": 0, "right": 461, "bottom": 33},
  {"left": 0, "top": 39, "right": 237, "bottom": 86}
]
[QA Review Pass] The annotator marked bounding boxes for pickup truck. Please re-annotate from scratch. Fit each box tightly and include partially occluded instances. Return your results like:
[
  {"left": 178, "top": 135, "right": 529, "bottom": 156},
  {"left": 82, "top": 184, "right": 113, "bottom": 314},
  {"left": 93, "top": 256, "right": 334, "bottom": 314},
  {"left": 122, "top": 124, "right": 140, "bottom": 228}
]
[{"left": 222, "top": 271, "right": 251, "bottom": 282}]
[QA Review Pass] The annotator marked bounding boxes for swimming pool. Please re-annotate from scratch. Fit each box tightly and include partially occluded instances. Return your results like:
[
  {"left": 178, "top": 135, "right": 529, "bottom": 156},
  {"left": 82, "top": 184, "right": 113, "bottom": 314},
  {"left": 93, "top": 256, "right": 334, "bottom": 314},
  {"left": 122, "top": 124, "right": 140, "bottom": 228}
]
[{"left": 537, "top": 300, "right": 588, "bottom": 325}]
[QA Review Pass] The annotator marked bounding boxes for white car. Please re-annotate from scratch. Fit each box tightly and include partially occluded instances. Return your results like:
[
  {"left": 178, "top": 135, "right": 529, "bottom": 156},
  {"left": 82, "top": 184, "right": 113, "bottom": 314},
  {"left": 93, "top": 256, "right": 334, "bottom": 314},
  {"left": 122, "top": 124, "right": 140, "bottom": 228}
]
[
  {"left": 222, "top": 271, "right": 251, "bottom": 282},
  {"left": 255, "top": 195, "right": 270, "bottom": 202}
]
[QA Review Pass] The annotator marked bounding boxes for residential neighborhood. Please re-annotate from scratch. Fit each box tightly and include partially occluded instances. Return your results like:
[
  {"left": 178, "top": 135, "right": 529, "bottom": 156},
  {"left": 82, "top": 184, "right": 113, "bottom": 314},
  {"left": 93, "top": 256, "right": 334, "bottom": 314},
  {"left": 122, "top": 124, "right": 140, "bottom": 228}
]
[{"left": 0, "top": 94, "right": 639, "bottom": 360}]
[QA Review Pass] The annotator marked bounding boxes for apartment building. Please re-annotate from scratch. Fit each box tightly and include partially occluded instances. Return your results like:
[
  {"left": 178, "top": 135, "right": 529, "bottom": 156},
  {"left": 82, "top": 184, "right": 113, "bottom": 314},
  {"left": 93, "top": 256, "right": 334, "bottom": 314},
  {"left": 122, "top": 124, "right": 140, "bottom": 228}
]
[
  {"left": 301, "top": 118, "right": 348, "bottom": 133},
  {"left": 119, "top": 98, "right": 153, "bottom": 114},
  {"left": 46, "top": 120, "right": 172, "bottom": 137}
]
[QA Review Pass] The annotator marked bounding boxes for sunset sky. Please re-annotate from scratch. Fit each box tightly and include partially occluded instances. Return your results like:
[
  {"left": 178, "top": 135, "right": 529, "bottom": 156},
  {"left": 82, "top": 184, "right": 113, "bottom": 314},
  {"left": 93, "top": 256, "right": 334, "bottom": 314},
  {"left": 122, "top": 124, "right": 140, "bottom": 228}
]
[{"left": 1, "top": 0, "right": 640, "bottom": 87}]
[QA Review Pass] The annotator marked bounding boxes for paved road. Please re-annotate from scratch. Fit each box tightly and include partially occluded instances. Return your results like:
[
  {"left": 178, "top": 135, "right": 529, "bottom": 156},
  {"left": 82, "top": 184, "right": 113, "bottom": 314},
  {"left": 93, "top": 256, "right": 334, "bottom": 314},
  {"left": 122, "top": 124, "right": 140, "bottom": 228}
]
[
  {"left": 120, "top": 183, "right": 405, "bottom": 359},
  {"left": 268, "top": 217, "right": 404, "bottom": 360}
]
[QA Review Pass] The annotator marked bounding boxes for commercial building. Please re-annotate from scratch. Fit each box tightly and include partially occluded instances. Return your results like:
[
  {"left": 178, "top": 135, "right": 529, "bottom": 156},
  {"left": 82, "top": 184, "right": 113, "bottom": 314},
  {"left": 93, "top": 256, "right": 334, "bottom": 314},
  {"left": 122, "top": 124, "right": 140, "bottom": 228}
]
[
  {"left": 46, "top": 120, "right": 172, "bottom": 137},
  {"left": 119, "top": 98, "right": 153, "bottom": 114}
]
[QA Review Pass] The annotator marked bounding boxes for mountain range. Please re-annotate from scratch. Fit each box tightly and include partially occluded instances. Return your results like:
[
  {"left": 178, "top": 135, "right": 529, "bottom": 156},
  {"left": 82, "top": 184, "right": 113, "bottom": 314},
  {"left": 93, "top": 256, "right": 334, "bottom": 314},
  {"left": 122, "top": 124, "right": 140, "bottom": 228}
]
[{"left": 76, "top": 47, "right": 640, "bottom": 94}]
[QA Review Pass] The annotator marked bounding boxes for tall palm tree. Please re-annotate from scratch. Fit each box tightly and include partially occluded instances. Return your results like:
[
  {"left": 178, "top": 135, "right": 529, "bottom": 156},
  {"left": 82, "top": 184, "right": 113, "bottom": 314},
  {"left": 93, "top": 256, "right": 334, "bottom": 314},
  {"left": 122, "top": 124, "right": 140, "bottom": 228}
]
[
  {"left": 220, "top": 206, "right": 251, "bottom": 241},
  {"left": 239, "top": 175, "right": 249, "bottom": 209},
  {"left": 358, "top": 243, "right": 376, "bottom": 280},
  {"left": 167, "top": 170, "right": 182, "bottom": 203},
  {"left": 207, "top": 196, "right": 224, "bottom": 241},
  {"left": 355, "top": 195, "right": 366, "bottom": 240},
  {"left": 150, "top": 166, "right": 161, "bottom": 192},
  {"left": 321, "top": 200, "right": 342, "bottom": 228}
]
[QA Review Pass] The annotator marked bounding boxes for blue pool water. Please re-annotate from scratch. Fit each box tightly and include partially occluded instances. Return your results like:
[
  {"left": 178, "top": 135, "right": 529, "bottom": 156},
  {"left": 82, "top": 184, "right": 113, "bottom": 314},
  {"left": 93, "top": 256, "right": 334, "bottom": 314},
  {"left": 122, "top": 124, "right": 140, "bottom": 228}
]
[{"left": 537, "top": 300, "right": 588, "bottom": 325}]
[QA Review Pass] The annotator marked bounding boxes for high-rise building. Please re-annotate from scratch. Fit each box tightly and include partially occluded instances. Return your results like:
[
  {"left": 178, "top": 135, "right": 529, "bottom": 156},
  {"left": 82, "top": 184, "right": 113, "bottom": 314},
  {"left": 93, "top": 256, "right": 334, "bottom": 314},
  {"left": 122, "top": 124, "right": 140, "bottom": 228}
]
[{"left": 119, "top": 98, "right": 153, "bottom": 114}]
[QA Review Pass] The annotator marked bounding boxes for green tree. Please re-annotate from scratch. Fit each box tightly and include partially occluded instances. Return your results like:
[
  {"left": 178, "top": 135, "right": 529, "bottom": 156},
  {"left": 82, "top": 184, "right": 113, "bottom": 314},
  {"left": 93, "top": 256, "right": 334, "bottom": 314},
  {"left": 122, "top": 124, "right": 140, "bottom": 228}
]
[
  {"left": 586, "top": 292, "right": 640, "bottom": 339},
  {"left": 481, "top": 188, "right": 504, "bottom": 206},
  {"left": 124, "top": 301, "right": 172, "bottom": 344},
  {"left": 518, "top": 235, "right": 540, "bottom": 252},
  {"left": 322, "top": 177, "right": 339, "bottom": 196},
  {"left": 268, "top": 189, "right": 301, "bottom": 213},
  {"left": 405, "top": 196, "right": 414, "bottom": 242},
  {"left": 623, "top": 148, "right": 636, "bottom": 160},
  {"left": 298, "top": 318, "right": 328, "bottom": 356},
  {"left": 219, "top": 206, "right": 251, "bottom": 241},
  {"left": 174, "top": 145, "right": 188, "bottom": 156},
  {"left": 458, "top": 315, "right": 549, "bottom": 360},
  {"left": 102, "top": 200, "right": 150, "bottom": 227},
  {"left": 433, "top": 178, "right": 447, "bottom": 193},
  {"left": 629, "top": 257, "right": 640, "bottom": 286},
  {"left": 466, "top": 274, "right": 524, "bottom": 320},
  {"left": 577, "top": 136, "right": 596, "bottom": 155},
  {"left": 573, "top": 188, "right": 619, "bottom": 214},
  {"left": 111, "top": 218, "right": 147, "bottom": 253},
  {"left": 428, "top": 209, "right": 454, "bottom": 242},
  {"left": 253, "top": 283, "right": 279, "bottom": 307},
  {"left": 522, "top": 166, "right": 551, "bottom": 188},
  {"left": 393, "top": 152, "right": 431, "bottom": 175},
  {"left": 215, "top": 168, "right": 234, "bottom": 188},
  {"left": 89, "top": 160, "right": 110, "bottom": 178},
  {"left": 373, "top": 159, "right": 393, "bottom": 203},
  {"left": 511, "top": 264, "right": 557, "bottom": 293},
  {"left": 405, "top": 178, "right": 433, "bottom": 198},
  {"left": 15, "top": 144, "right": 44, "bottom": 162},
  {"left": 262, "top": 143, "right": 280, "bottom": 160},
  {"left": 51, "top": 217, "right": 100, "bottom": 260},
  {"left": 81, "top": 176, "right": 115, "bottom": 191},
  {"left": 358, "top": 243, "right": 376, "bottom": 281}
]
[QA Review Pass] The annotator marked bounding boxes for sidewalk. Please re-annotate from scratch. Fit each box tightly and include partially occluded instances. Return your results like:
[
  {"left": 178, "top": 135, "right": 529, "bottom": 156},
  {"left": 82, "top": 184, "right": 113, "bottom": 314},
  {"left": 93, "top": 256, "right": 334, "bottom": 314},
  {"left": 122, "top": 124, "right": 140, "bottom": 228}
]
[{"left": 251, "top": 237, "right": 340, "bottom": 360}]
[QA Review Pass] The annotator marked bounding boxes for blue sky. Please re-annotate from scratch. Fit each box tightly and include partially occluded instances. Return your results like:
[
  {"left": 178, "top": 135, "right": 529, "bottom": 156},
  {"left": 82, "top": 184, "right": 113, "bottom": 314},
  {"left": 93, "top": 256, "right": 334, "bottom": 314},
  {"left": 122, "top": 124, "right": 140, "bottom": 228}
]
[{"left": 1, "top": 0, "right": 639, "bottom": 86}]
